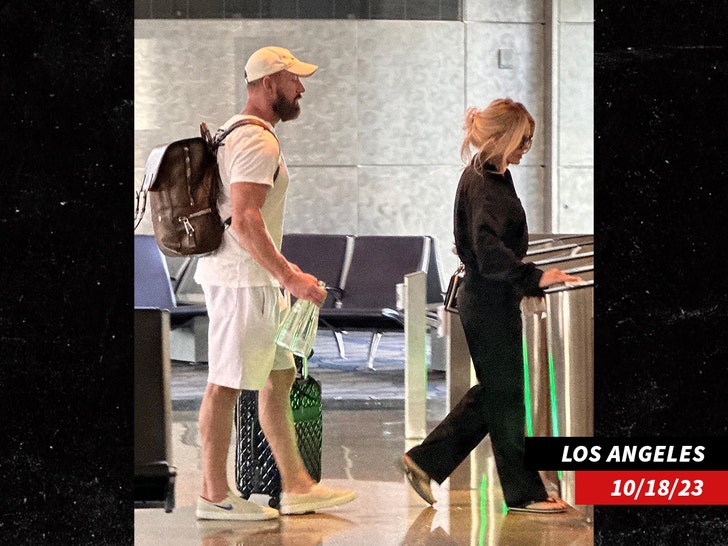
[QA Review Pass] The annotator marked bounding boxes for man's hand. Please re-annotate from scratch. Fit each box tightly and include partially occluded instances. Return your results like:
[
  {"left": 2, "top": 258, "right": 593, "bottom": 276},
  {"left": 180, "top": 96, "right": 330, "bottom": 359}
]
[{"left": 283, "top": 270, "right": 327, "bottom": 306}]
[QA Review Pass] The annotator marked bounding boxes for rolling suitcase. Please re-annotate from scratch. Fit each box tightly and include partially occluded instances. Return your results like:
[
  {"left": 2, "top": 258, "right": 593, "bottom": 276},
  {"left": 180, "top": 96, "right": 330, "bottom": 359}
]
[{"left": 234, "top": 356, "right": 322, "bottom": 508}]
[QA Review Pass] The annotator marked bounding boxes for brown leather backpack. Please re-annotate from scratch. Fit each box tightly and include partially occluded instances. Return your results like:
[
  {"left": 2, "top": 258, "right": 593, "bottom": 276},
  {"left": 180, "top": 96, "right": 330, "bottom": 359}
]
[{"left": 135, "top": 119, "right": 278, "bottom": 257}]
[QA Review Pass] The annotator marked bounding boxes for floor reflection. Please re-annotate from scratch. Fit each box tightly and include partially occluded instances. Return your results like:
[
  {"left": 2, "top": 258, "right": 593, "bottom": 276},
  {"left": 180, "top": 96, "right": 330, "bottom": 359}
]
[
  {"left": 197, "top": 513, "right": 356, "bottom": 546},
  {"left": 135, "top": 408, "right": 593, "bottom": 545}
]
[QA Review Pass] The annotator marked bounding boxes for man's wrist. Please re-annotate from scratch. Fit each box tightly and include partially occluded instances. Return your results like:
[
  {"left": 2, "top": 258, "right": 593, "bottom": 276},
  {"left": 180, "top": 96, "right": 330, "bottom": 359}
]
[{"left": 276, "top": 262, "right": 297, "bottom": 287}]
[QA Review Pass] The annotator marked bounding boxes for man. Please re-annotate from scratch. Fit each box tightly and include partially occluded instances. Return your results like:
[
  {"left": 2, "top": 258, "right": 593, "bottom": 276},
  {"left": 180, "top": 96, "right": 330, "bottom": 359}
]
[{"left": 193, "top": 46, "right": 356, "bottom": 520}]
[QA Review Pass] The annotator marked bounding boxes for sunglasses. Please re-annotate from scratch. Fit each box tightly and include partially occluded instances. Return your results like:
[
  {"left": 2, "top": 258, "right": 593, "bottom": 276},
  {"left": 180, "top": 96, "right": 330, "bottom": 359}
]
[{"left": 518, "top": 135, "right": 533, "bottom": 151}]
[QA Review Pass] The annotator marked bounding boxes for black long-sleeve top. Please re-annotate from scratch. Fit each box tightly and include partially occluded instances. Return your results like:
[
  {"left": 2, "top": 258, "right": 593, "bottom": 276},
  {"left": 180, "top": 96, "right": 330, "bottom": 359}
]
[{"left": 454, "top": 164, "right": 544, "bottom": 299}]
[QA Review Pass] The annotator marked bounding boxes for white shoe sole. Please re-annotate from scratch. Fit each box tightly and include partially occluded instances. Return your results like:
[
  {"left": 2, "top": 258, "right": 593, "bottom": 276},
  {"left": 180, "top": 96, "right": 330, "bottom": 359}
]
[
  {"left": 280, "top": 490, "right": 356, "bottom": 515},
  {"left": 196, "top": 505, "right": 279, "bottom": 521}
]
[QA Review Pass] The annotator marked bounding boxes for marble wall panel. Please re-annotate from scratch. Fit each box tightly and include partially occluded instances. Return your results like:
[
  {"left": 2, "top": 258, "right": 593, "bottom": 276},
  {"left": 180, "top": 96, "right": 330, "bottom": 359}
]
[
  {"left": 283, "top": 166, "right": 359, "bottom": 235},
  {"left": 228, "top": 20, "right": 359, "bottom": 167},
  {"left": 511, "top": 165, "right": 547, "bottom": 233},
  {"left": 134, "top": 38, "right": 163, "bottom": 133},
  {"left": 556, "top": 166, "right": 593, "bottom": 233},
  {"left": 357, "top": 165, "right": 463, "bottom": 276},
  {"left": 465, "top": 22, "right": 545, "bottom": 167},
  {"left": 135, "top": 21, "right": 239, "bottom": 138},
  {"left": 560, "top": 0, "right": 594, "bottom": 23},
  {"left": 135, "top": 21, "right": 240, "bottom": 234},
  {"left": 134, "top": 16, "right": 593, "bottom": 244},
  {"left": 464, "top": 0, "right": 543, "bottom": 23},
  {"left": 356, "top": 164, "right": 546, "bottom": 275},
  {"left": 357, "top": 21, "right": 465, "bottom": 166},
  {"left": 135, "top": 20, "right": 359, "bottom": 168},
  {"left": 559, "top": 23, "right": 594, "bottom": 167}
]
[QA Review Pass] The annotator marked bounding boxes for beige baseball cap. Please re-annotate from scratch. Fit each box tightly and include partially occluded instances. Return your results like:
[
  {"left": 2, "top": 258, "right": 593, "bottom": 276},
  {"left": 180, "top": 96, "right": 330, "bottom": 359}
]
[{"left": 244, "top": 46, "right": 318, "bottom": 83}]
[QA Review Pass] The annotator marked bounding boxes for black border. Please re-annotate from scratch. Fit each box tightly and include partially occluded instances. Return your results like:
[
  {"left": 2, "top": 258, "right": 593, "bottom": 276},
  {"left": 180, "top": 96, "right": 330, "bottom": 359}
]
[
  {"left": 2, "top": 0, "right": 727, "bottom": 542},
  {"left": 1, "top": 1, "right": 134, "bottom": 542},
  {"left": 594, "top": 2, "right": 728, "bottom": 542}
]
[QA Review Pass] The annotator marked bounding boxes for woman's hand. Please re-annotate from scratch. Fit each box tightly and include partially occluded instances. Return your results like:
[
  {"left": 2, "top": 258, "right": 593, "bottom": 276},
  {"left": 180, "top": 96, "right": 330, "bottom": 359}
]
[{"left": 538, "top": 268, "right": 582, "bottom": 288}]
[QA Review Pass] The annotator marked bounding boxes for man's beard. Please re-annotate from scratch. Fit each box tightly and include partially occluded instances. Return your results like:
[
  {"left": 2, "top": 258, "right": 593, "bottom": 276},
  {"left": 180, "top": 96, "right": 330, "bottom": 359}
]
[{"left": 272, "top": 91, "right": 301, "bottom": 122}]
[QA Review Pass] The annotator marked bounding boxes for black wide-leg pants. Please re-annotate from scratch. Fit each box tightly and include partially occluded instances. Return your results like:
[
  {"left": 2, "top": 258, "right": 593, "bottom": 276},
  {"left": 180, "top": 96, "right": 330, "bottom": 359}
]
[{"left": 406, "top": 281, "right": 547, "bottom": 507}]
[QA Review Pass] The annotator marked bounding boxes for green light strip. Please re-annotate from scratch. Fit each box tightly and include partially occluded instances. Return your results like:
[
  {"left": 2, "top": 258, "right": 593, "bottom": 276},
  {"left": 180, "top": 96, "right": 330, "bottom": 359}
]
[
  {"left": 522, "top": 335, "right": 533, "bottom": 437},
  {"left": 547, "top": 351, "right": 559, "bottom": 437},
  {"left": 479, "top": 475, "right": 487, "bottom": 546}
]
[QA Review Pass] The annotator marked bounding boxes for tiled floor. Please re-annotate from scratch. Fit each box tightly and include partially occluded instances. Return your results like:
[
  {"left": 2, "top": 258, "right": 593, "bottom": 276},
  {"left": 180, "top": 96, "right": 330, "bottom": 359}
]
[{"left": 135, "top": 332, "right": 593, "bottom": 545}]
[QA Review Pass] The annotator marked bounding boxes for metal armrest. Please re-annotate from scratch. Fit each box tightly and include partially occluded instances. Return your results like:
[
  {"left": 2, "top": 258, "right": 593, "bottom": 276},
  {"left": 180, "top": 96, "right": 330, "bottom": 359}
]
[{"left": 325, "top": 286, "right": 345, "bottom": 308}]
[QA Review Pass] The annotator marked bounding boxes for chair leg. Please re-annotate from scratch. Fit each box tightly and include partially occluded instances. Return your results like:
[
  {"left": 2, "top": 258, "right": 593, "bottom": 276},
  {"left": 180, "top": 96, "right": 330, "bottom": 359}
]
[
  {"left": 366, "top": 331, "right": 383, "bottom": 371},
  {"left": 333, "top": 331, "right": 347, "bottom": 359}
]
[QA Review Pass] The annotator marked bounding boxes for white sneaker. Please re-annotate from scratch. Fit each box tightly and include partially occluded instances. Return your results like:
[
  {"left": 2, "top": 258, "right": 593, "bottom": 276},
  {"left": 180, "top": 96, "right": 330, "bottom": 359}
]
[
  {"left": 196, "top": 489, "right": 279, "bottom": 521},
  {"left": 280, "top": 484, "right": 356, "bottom": 515}
]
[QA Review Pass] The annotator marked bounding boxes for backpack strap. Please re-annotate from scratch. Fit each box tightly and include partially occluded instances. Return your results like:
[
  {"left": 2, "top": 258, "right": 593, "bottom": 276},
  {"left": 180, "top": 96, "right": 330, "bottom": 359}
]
[
  {"left": 211, "top": 118, "right": 279, "bottom": 151},
  {"left": 206, "top": 118, "right": 281, "bottom": 181},
  {"left": 208, "top": 118, "right": 282, "bottom": 228}
]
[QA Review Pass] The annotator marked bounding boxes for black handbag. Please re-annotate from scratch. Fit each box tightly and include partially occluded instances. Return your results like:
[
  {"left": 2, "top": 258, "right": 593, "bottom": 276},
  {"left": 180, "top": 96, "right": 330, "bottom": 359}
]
[{"left": 444, "top": 263, "right": 465, "bottom": 313}]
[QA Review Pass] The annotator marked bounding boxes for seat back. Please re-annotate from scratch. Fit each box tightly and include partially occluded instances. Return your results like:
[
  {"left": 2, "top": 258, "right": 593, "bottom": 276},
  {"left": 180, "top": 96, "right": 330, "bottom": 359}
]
[
  {"left": 342, "top": 236, "right": 429, "bottom": 309},
  {"left": 135, "top": 234, "right": 177, "bottom": 310},
  {"left": 164, "top": 255, "right": 191, "bottom": 292},
  {"left": 281, "top": 234, "right": 354, "bottom": 306},
  {"left": 424, "top": 237, "right": 444, "bottom": 304},
  {"left": 170, "top": 257, "right": 206, "bottom": 304}
]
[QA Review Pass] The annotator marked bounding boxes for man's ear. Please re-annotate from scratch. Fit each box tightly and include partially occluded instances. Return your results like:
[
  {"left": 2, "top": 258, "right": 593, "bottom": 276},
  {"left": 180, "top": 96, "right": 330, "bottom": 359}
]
[{"left": 262, "top": 74, "right": 276, "bottom": 93}]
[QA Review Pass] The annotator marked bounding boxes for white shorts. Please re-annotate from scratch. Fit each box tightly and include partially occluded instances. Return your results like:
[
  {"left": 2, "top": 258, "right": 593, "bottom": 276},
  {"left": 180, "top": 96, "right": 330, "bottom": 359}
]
[{"left": 202, "top": 285, "right": 294, "bottom": 390}]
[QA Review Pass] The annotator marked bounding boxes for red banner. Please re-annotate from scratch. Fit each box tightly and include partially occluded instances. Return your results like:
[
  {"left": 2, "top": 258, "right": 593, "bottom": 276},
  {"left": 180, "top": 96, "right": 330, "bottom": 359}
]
[{"left": 576, "top": 471, "right": 728, "bottom": 505}]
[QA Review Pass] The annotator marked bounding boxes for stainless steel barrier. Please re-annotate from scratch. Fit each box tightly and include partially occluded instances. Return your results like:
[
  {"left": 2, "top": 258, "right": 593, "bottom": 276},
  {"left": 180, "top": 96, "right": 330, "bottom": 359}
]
[
  {"left": 573, "top": 241, "right": 594, "bottom": 254},
  {"left": 551, "top": 234, "right": 595, "bottom": 246},
  {"left": 544, "top": 282, "right": 594, "bottom": 438},
  {"left": 521, "top": 296, "right": 551, "bottom": 438},
  {"left": 567, "top": 265, "right": 594, "bottom": 282},
  {"left": 544, "top": 281, "right": 594, "bottom": 518},
  {"left": 529, "top": 234, "right": 594, "bottom": 248},
  {"left": 523, "top": 240, "right": 594, "bottom": 518},
  {"left": 524, "top": 243, "right": 583, "bottom": 263},
  {"left": 534, "top": 251, "right": 594, "bottom": 270},
  {"left": 528, "top": 237, "right": 557, "bottom": 250}
]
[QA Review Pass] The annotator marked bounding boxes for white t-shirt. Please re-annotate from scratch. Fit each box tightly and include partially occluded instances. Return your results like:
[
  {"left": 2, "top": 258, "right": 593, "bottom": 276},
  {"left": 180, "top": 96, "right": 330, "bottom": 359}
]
[{"left": 194, "top": 114, "right": 288, "bottom": 288}]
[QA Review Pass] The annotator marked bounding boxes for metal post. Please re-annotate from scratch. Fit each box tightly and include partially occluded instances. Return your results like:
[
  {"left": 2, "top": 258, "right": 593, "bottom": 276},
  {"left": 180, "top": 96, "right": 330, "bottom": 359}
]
[
  {"left": 404, "top": 271, "right": 427, "bottom": 440},
  {"left": 545, "top": 282, "right": 594, "bottom": 518}
]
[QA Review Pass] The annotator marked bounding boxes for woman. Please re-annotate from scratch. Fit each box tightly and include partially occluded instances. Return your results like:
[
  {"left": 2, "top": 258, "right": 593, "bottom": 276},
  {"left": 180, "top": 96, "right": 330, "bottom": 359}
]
[{"left": 400, "top": 99, "right": 580, "bottom": 514}]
